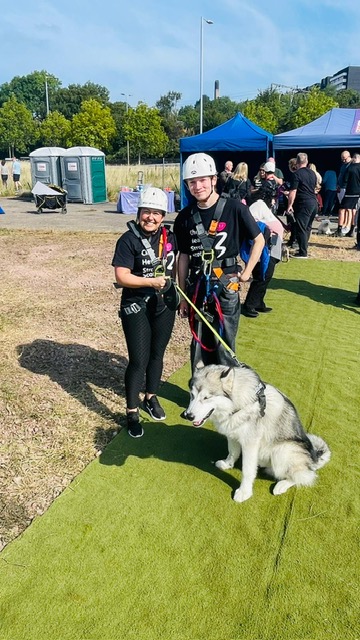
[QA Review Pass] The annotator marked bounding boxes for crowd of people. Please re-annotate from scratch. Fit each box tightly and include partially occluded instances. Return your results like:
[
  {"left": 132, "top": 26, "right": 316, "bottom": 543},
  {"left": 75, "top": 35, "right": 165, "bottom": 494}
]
[
  {"left": 112, "top": 150, "right": 360, "bottom": 438},
  {"left": 0, "top": 157, "right": 22, "bottom": 193}
]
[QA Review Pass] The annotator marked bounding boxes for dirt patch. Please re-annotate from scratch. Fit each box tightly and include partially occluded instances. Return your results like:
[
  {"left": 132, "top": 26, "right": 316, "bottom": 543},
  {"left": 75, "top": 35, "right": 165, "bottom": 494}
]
[{"left": 0, "top": 228, "right": 359, "bottom": 550}]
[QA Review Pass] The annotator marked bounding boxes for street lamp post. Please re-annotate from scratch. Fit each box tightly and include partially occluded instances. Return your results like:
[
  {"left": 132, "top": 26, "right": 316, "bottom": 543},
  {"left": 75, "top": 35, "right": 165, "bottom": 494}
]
[
  {"left": 45, "top": 75, "right": 50, "bottom": 116},
  {"left": 121, "top": 93, "right": 132, "bottom": 166},
  {"left": 199, "top": 17, "right": 213, "bottom": 134}
]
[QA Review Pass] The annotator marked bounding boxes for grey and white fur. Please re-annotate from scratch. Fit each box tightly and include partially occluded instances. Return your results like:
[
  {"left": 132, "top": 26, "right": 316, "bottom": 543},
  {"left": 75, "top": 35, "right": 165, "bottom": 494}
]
[{"left": 186, "top": 364, "right": 331, "bottom": 503}]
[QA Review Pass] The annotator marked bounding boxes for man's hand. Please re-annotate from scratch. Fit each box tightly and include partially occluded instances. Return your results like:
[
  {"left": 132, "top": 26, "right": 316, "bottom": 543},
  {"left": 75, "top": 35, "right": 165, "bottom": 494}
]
[{"left": 178, "top": 300, "right": 189, "bottom": 318}]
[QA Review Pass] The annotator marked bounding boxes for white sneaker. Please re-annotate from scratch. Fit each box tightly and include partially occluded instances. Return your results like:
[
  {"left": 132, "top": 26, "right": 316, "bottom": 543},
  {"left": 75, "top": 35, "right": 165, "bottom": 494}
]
[{"left": 341, "top": 227, "right": 350, "bottom": 236}]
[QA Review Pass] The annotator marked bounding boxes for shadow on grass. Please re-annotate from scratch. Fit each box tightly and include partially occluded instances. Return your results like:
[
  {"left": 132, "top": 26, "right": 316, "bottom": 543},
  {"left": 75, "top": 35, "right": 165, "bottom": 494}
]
[
  {"left": 17, "top": 339, "right": 127, "bottom": 422},
  {"left": 271, "top": 277, "right": 360, "bottom": 313},
  {"left": 98, "top": 420, "right": 248, "bottom": 494}
]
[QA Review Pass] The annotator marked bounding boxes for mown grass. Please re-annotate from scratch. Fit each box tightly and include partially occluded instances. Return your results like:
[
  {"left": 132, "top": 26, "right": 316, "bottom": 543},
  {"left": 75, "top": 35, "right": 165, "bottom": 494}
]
[{"left": 0, "top": 257, "right": 359, "bottom": 640}]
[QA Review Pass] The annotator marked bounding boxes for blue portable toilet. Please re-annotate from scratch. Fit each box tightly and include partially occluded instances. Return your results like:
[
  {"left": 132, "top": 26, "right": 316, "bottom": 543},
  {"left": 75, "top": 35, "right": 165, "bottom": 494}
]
[
  {"left": 61, "top": 147, "right": 107, "bottom": 204},
  {"left": 29, "top": 147, "right": 66, "bottom": 188}
]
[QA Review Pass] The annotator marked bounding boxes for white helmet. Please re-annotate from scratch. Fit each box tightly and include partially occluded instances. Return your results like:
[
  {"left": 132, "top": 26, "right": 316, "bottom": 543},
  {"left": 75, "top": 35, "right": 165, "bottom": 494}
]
[
  {"left": 138, "top": 187, "right": 167, "bottom": 213},
  {"left": 182, "top": 153, "right": 217, "bottom": 180}
]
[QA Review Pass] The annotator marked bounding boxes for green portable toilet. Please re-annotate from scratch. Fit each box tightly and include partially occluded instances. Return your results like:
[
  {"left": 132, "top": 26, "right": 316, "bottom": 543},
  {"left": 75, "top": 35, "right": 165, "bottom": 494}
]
[{"left": 61, "top": 146, "right": 107, "bottom": 204}]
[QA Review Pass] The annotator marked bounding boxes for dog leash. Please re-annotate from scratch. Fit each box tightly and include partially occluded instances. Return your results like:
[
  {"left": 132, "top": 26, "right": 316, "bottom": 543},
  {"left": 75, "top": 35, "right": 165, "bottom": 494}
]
[{"left": 175, "top": 282, "right": 266, "bottom": 416}]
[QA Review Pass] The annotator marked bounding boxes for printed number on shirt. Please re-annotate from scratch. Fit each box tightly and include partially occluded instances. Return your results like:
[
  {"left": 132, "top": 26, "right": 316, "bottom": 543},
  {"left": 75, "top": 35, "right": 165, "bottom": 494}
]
[{"left": 214, "top": 232, "right": 227, "bottom": 258}]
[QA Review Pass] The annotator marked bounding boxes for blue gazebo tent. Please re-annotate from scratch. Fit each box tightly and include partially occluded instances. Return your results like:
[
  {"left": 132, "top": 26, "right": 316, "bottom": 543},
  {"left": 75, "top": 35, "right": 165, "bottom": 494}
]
[
  {"left": 180, "top": 112, "right": 273, "bottom": 206},
  {"left": 273, "top": 108, "right": 360, "bottom": 175}
]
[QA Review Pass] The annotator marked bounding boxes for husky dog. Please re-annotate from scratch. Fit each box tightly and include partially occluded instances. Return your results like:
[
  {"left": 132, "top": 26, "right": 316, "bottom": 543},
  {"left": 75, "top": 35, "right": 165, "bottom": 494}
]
[
  {"left": 186, "top": 364, "right": 331, "bottom": 503},
  {"left": 317, "top": 218, "right": 332, "bottom": 235}
]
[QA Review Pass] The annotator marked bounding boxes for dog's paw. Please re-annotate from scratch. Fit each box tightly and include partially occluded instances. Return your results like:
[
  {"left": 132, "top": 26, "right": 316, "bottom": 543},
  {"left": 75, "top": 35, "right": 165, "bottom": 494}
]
[
  {"left": 233, "top": 486, "right": 253, "bottom": 503},
  {"left": 273, "top": 479, "right": 294, "bottom": 495},
  {"left": 215, "top": 459, "right": 234, "bottom": 471}
]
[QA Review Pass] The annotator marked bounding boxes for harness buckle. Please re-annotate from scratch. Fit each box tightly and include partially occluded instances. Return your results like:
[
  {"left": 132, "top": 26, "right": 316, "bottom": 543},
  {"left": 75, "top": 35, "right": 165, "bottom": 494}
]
[
  {"left": 154, "top": 264, "right": 165, "bottom": 277},
  {"left": 201, "top": 249, "right": 214, "bottom": 276}
]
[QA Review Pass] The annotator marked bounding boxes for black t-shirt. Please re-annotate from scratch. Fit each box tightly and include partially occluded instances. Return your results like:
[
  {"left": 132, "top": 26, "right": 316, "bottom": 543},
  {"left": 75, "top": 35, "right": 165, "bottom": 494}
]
[
  {"left": 223, "top": 177, "right": 252, "bottom": 204},
  {"left": 112, "top": 224, "right": 177, "bottom": 304},
  {"left": 344, "top": 163, "right": 360, "bottom": 195},
  {"left": 289, "top": 167, "right": 317, "bottom": 206},
  {"left": 173, "top": 197, "right": 261, "bottom": 278}
]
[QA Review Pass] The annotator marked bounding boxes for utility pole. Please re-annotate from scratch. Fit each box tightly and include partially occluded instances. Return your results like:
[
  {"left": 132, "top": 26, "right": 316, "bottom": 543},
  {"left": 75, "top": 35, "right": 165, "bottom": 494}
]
[{"left": 121, "top": 93, "right": 132, "bottom": 166}]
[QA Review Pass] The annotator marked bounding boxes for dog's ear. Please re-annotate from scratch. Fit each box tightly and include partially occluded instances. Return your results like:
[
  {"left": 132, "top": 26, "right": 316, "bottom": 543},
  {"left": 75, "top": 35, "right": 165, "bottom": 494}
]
[{"left": 220, "top": 366, "right": 235, "bottom": 397}]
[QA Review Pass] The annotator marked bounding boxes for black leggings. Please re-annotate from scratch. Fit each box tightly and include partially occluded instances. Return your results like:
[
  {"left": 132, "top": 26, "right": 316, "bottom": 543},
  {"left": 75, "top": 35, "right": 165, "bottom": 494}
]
[{"left": 120, "top": 297, "right": 175, "bottom": 409}]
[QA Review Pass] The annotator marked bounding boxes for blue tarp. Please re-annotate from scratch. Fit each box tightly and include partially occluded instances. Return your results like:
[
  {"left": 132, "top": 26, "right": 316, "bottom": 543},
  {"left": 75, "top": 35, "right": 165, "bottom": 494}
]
[
  {"left": 180, "top": 112, "right": 273, "bottom": 153},
  {"left": 273, "top": 108, "right": 360, "bottom": 149},
  {"left": 179, "top": 112, "right": 273, "bottom": 206}
]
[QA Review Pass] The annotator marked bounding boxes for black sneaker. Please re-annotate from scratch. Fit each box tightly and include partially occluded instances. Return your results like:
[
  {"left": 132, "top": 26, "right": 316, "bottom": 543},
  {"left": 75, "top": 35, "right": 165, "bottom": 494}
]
[
  {"left": 143, "top": 396, "right": 166, "bottom": 421},
  {"left": 242, "top": 307, "right": 259, "bottom": 318},
  {"left": 127, "top": 410, "right": 144, "bottom": 438}
]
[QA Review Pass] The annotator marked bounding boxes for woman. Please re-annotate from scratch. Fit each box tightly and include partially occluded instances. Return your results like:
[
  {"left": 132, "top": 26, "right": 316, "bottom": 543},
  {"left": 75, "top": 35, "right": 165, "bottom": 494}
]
[
  {"left": 223, "top": 161, "right": 252, "bottom": 204},
  {"left": 251, "top": 163, "right": 266, "bottom": 195},
  {"left": 112, "top": 187, "right": 177, "bottom": 438},
  {"left": 1, "top": 160, "right": 9, "bottom": 190}
]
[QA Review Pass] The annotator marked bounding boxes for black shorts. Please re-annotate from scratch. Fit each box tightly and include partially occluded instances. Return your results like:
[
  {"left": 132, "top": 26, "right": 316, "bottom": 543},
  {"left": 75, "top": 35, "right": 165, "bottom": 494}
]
[
  {"left": 342, "top": 195, "right": 359, "bottom": 210},
  {"left": 1, "top": 175, "right": 8, "bottom": 184},
  {"left": 13, "top": 174, "right": 20, "bottom": 182}
]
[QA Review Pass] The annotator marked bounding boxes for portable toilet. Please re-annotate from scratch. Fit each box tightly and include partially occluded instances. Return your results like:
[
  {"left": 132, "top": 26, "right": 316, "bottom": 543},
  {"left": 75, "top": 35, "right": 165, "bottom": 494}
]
[
  {"left": 61, "top": 147, "right": 107, "bottom": 204},
  {"left": 29, "top": 147, "right": 66, "bottom": 188}
]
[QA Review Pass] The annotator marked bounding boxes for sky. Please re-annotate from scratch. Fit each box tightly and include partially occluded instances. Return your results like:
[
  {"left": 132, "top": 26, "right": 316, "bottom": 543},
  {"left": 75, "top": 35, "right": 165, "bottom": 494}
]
[{"left": 1, "top": 0, "right": 360, "bottom": 110}]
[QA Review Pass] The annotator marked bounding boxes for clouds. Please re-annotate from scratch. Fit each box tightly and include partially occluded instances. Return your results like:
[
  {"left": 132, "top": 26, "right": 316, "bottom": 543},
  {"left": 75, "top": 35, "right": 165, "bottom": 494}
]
[{"left": 1, "top": 0, "right": 360, "bottom": 107}]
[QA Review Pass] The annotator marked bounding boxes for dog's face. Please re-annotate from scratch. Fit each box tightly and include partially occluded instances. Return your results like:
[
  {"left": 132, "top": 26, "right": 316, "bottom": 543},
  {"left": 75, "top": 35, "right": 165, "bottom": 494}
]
[{"left": 186, "top": 365, "right": 235, "bottom": 427}]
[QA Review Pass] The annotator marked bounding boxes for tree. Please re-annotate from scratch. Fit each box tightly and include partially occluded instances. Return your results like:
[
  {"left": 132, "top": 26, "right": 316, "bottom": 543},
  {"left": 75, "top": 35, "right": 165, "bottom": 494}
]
[
  {"left": 123, "top": 103, "right": 168, "bottom": 163},
  {"left": 51, "top": 82, "right": 110, "bottom": 120},
  {"left": 39, "top": 111, "right": 71, "bottom": 147},
  {"left": 0, "top": 95, "right": 38, "bottom": 156},
  {"left": 241, "top": 101, "right": 278, "bottom": 133},
  {"left": 291, "top": 88, "right": 338, "bottom": 128},
  {"left": 69, "top": 99, "right": 116, "bottom": 151},
  {"left": 0, "top": 71, "right": 61, "bottom": 119},
  {"left": 156, "top": 91, "right": 183, "bottom": 156}
]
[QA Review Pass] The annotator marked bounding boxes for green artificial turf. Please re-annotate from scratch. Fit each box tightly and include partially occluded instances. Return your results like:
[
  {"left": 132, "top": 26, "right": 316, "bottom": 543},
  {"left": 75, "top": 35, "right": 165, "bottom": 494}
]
[{"left": 0, "top": 259, "right": 359, "bottom": 640}]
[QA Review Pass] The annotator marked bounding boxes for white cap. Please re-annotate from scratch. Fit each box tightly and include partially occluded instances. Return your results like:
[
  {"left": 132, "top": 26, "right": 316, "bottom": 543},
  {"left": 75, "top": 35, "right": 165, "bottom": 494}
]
[
  {"left": 138, "top": 187, "right": 167, "bottom": 213},
  {"left": 263, "top": 161, "right": 276, "bottom": 173}
]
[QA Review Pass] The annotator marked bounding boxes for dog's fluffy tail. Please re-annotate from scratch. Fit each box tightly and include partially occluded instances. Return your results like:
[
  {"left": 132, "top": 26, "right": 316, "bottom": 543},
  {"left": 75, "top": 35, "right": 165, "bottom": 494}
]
[{"left": 309, "top": 434, "right": 331, "bottom": 469}]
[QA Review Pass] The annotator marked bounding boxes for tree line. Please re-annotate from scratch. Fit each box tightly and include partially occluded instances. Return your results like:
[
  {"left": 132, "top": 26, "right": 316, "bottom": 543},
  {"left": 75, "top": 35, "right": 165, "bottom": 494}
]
[{"left": 0, "top": 70, "right": 359, "bottom": 163}]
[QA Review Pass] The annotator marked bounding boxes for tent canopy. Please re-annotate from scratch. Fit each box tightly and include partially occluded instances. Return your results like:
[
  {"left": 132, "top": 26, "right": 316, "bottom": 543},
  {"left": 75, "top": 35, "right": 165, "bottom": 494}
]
[
  {"left": 273, "top": 108, "right": 360, "bottom": 149},
  {"left": 179, "top": 112, "right": 273, "bottom": 206},
  {"left": 180, "top": 112, "right": 273, "bottom": 153}
]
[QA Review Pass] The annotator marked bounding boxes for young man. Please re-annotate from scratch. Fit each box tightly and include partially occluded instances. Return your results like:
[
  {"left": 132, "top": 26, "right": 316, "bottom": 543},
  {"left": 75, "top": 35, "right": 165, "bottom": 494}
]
[{"left": 174, "top": 153, "right": 264, "bottom": 372}]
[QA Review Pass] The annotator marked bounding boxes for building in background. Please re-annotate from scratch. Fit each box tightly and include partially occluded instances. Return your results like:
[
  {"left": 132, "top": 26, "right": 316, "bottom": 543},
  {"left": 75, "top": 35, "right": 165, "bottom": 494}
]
[{"left": 320, "top": 66, "right": 360, "bottom": 92}]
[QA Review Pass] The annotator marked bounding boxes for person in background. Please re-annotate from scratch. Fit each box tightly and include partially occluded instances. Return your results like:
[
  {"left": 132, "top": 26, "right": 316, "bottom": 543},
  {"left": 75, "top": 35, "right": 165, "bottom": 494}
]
[
  {"left": 308, "top": 162, "right": 322, "bottom": 213},
  {"left": 12, "top": 157, "right": 22, "bottom": 192},
  {"left": 335, "top": 150, "right": 352, "bottom": 237},
  {"left": 222, "top": 161, "right": 252, "bottom": 204},
  {"left": 341, "top": 153, "right": 360, "bottom": 238},
  {"left": 286, "top": 152, "right": 317, "bottom": 258},
  {"left": 217, "top": 160, "right": 233, "bottom": 195},
  {"left": 321, "top": 168, "right": 338, "bottom": 217},
  {"left": 112, "top": 187, "right": 177, "bottom": 438},
  {"left": 251, "top": 163, "right": 266, "bottom": 196},
  {"left": 174, "top": 152, "right": 264, "bottom": 373},
  {"left": 1, "top": 160, "right": 9, "bottom": 191},
  {"left": 267, "top": 156, "right": 284, "bottom": 186},
  {"left": 251, "top": 161, "right": 278, "bottom": 212},
  {"left": 242, "top": 199, "right": 284, "bottom": 318}
]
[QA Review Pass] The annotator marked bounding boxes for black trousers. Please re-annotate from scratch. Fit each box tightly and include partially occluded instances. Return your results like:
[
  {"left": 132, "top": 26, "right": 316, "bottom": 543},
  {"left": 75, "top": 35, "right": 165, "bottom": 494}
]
[
  {"left": 120, "top": 296, "right": 175, "bottom": 409},
  {"left": 244, "top": 256, "right": 277, "bottom": 310},
  {"left": 294, "top": 202, "right": 318, "bottom": 256}
]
